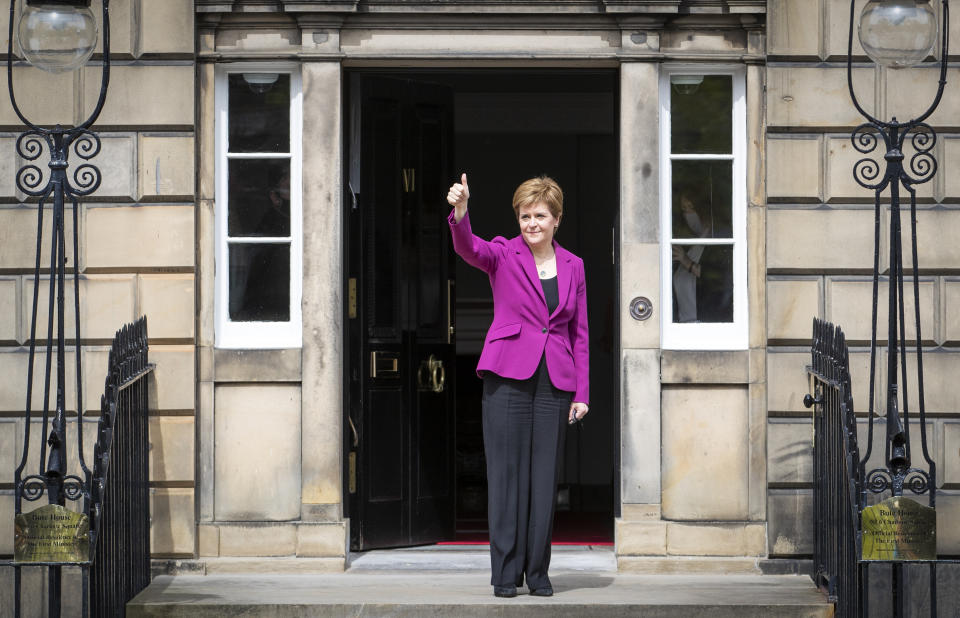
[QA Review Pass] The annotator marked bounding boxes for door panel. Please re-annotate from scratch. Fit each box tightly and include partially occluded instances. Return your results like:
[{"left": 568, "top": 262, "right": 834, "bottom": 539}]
[
  {"left": 368, "top": 388, "right": 404, "bottom": 502},
  {"left": 349, "top": 75, "right": 455, "bottom": 550},
  {"left": 364, "top": 98, "right": 403, "bottom": 340}
]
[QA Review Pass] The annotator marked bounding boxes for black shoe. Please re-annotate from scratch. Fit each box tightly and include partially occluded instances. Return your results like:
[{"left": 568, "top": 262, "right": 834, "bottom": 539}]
[
  {"left": 494, "top": 585, "right": 517, "bottom": 598},
  {"left": 529, "top": 587, "right": 553, "bottom": 597}
]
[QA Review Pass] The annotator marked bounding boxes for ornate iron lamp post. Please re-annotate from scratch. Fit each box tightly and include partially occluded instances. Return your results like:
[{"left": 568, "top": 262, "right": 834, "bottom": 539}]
[
  {"left": 846, "top": 0, "right": 945, "bottom": 509},
  {"left": 8, "top": 0, "right": 110, "bottom": 615},
  {"left": 847, "top": 0, "right": 947, "bottom": 613}
]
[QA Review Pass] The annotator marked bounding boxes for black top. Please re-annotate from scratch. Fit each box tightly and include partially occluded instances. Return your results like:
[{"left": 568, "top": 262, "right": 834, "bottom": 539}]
[{"left": 540, "top": 276, "right": 559, "bottom": 315}]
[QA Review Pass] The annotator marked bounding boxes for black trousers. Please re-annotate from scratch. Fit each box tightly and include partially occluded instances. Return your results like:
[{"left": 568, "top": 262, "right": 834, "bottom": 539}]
[{"left": 482, "top": 356, "right": 571, "bottom": 589}]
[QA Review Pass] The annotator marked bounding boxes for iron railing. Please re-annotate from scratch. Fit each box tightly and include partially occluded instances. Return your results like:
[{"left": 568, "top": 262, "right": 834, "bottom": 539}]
[
  {"left": 88, "top": 317, "right": 154, "bottom": 617},
  {"left": 807, "top": 318, "right": 862, "bottom": 617},
  {"left": 806, "top": 318, "right": 953, "bottom": 617},
  {"left": 9, "top": 317, "right": 154, "bottom": 617}
]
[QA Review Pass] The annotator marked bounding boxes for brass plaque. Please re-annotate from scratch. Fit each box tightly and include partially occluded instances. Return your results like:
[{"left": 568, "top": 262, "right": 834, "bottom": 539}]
[
  {"left": 15, "top": 504, "right": 90, "bottom": 563},
  {"left": 862, "top": 496, "right": 936, "bottom": 561}
]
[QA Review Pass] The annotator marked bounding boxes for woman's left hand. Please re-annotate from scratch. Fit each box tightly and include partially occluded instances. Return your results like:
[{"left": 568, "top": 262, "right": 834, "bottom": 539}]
[{"left": 569, "top": 402, "right": 589, "bottom": 424}]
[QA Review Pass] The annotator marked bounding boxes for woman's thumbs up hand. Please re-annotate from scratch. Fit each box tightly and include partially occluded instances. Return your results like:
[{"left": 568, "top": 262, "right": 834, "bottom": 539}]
[{"left": 447, "top": 173, "right": 470, "bottom": 208}]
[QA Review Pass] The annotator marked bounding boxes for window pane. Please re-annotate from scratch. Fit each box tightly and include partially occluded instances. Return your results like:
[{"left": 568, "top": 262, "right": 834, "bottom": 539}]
[
  {"left": 229, "top": 243, "right": 290, "bottom": 322},
  {"left": 670, "top": 75, "right": 732, "bottom": 154},
  {"left": 672, "top": 244, "right": 733, "bottom": 324},
  {"left": 228, "top": 159, "right": 291, "bottom": 237},
  {"left": 671, "top": 160, "right": 732, "bottom": 240},
  {"left": 228, "top": 73, "right": 290, "bottom": 153}
]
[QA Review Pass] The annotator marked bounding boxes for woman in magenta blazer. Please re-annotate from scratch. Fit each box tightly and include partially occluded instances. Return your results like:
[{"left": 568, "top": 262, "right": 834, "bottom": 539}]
[{"left": 447, "top": 173, "right": 589, "bottom": 598}]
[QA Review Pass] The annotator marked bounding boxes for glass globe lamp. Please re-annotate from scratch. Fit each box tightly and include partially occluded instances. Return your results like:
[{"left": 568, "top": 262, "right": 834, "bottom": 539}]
[
  {"left": 859, "top": 0, "right": 938, "bottom": 69},
  {"left": 243, "top": 73, "right": 280, "bottom": 94},
  {"left": 18, "top": 0, "right": 98, "bottom": 74},
  {"left": 671, "top": 75, "right": 704, "bottom": 96}
]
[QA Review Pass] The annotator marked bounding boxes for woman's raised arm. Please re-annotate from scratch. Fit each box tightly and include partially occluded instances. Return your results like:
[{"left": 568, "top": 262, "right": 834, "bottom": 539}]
[{"left": 447, "top": 172, "right": 505, "bottom": 273}]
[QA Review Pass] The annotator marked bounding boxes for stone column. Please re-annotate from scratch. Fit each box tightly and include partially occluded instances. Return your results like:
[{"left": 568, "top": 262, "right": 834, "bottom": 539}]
[
  {"left": 299, "top": 60, "right": 348, "bottom": 555},
  {"left": 616, "top": 60, "right": 666, "bottom": 555}
]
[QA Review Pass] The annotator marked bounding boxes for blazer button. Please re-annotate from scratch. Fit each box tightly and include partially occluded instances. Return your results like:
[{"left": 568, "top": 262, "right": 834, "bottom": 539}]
[{"left": 541, "top": 327, "right": 547, "bottom": 333}]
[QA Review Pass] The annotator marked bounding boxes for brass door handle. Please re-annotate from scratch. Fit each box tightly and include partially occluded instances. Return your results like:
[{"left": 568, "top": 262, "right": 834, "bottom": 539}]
[
  {"left": 418, "top": 354, "right": 445, "bottom": 393},
  {"left": 431, "top": 358, "right": 445, "bottom": 393},
  {"left": 370, "top": 351, "right": 400, "bottom": 378}
]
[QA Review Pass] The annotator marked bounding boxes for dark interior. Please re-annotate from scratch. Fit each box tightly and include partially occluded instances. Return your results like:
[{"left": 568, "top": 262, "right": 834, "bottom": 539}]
[
  {"left": 436, "top": 70, "right": 620, "bottom": 543},
  {"left": 347, "top": 68, "right": 620, "bottom": 545}
]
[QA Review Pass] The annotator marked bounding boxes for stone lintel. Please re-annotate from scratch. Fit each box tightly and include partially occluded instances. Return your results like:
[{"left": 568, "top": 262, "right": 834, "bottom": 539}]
[{"left": 604, "top": 1, "right": 680, "bottom": 13}]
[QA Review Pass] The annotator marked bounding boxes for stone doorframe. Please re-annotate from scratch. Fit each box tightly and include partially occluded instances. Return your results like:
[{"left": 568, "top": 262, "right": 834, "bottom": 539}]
[{"left": 193, "top": 5, "right": 767, "bottom": 569}]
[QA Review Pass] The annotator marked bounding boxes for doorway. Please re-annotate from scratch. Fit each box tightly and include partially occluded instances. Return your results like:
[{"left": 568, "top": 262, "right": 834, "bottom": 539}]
[{"left": 345, "top": 69, "right": 619, "bottom": 551}]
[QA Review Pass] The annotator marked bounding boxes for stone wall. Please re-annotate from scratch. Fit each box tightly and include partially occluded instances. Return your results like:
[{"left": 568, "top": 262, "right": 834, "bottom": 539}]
[
  {"left": 13, "top": 0, "right": 957, "bottom": 575},
  {"left": 192, "top": 10, "right": 347, "bottom": 567},
  {"left": 0, "top": 0, "right": 197, "bottom": 561},
  {"left": 615, "top": 14, "right": 769, "bottom": 572},
  {"left": 765, "top": 0, "right": 960, "bottom": 560}
]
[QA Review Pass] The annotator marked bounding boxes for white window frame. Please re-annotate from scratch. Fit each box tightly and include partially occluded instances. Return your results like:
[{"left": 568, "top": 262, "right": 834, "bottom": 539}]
[
  {"left": 214, "top": 63, "right": 303, "bottom": 349},
  {"left": 659, "top": 65, "right": 747, "bottom": 350}
]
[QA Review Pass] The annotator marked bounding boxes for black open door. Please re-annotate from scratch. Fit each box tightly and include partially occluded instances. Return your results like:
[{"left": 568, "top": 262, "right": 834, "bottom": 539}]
[{"left": 346, "top": 75, "right": 456, "bottom": 550}]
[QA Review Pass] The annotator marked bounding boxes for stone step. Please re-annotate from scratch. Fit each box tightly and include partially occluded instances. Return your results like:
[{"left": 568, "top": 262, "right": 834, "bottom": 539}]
[{"left": 127, "top": 572, "right": 833, "bottom": 617}]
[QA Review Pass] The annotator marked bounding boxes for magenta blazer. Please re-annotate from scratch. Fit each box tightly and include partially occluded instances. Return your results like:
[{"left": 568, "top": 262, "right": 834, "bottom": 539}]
[{"left": 448, "top": 210, "right": 589, "bottom": 404}]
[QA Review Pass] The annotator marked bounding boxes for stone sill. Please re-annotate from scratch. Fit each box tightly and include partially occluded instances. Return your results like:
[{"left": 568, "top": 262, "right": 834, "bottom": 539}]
[
  {"left": 661, "top": 349, "right": 751, "bottom": 384},
  {"left": 212, "top": 348, "right": 302, "bottom": 382}
]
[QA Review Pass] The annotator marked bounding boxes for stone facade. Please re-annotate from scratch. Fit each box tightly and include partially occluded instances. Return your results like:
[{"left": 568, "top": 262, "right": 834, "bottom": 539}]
[
  {"left": 0, "top": 0, "right": 958, "bottom": 579},
  {"left": 765, "top": 0, "right": 960, "bottom": 561},
  {"left": 0, "top": 0, "right": 197, "bottom": 562}
]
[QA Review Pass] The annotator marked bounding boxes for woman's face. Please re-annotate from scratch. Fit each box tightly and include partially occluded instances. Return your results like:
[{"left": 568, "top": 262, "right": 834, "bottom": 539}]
[{"left": 517, "top": 201, "right": 559, "bottom": 251}]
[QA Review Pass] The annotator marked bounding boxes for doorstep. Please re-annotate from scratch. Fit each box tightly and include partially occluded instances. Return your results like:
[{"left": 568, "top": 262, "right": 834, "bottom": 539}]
[{"left": 129, "top": 547, "right": 832, "bottom": 618}]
